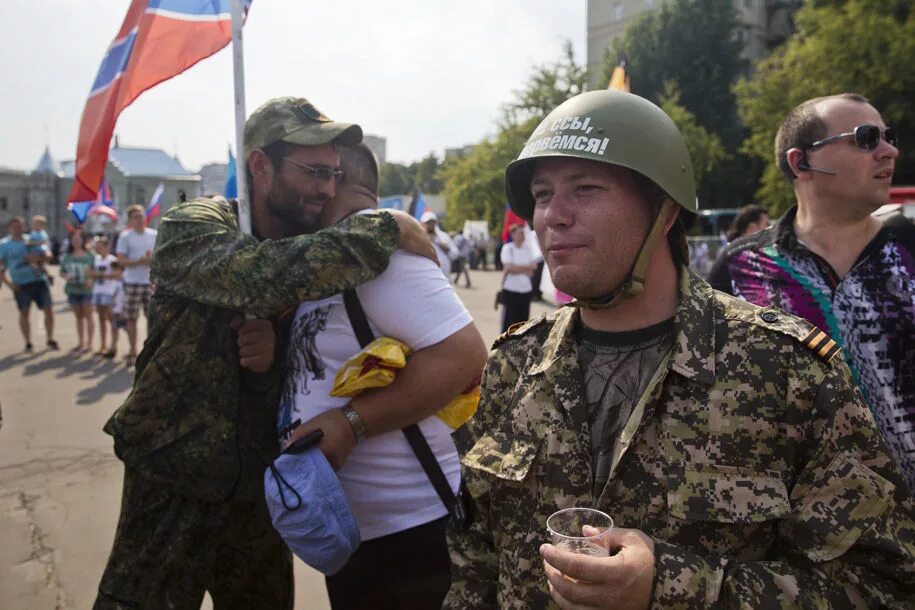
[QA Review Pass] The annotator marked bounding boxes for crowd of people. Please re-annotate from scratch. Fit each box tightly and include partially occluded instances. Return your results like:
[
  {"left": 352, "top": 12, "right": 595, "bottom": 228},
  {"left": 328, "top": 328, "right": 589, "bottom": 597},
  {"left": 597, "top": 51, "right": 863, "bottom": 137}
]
[
  {"left": 0, "top": 204, "right": 157, "bottom": 366},
  {"left": 1, "top": 89, "right": 913, "bottom": 609}
]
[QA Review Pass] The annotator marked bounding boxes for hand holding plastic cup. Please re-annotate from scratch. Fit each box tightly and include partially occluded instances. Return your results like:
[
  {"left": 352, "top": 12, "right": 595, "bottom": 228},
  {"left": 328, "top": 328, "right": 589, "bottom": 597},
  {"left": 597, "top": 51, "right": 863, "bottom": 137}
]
[{"left": 546, "top": 507, "right": 614, "bottom": 557}]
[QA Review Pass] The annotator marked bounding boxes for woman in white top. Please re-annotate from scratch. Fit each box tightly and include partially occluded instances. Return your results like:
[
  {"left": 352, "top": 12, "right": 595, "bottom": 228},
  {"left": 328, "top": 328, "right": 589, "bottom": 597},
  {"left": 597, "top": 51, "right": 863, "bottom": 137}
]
[{"left": 498, "top": 223, "right": 538, "bottom": 332}]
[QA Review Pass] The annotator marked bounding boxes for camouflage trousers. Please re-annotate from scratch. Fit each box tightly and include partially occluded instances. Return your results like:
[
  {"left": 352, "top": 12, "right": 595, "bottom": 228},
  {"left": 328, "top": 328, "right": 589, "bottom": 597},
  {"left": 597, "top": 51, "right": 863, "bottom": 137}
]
[{"left": 94, "top": 468, "right": 293, "bottom": 610}]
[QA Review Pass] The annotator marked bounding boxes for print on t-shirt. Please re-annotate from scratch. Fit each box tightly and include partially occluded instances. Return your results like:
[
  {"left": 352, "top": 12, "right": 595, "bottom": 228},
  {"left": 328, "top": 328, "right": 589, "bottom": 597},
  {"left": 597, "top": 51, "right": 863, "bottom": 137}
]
[{"left": 278, "top": 305, "right": 332, "bottom": 444}]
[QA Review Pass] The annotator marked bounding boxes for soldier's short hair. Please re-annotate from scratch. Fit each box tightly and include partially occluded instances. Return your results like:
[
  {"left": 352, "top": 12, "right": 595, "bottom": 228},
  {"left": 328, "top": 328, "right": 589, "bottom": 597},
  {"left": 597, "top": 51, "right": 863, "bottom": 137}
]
[
  {"left": 775, "top": 93, "right": 870, "bottom": 181},
  {"left": 339, "top": 143, "right": 379, "bottom": 195}
]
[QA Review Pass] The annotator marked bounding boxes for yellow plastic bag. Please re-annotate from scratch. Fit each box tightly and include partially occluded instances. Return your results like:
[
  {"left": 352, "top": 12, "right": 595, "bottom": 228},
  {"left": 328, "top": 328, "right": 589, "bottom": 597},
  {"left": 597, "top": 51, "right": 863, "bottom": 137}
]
[
  {"left": 436, "top": 382, "right": 480, "bottom": 429},
  {"left": 330, "top": 337, "right": 480, "bottom": 429},
  {"left": 330, "top": 337, "right": 411, "bottom": 398}
]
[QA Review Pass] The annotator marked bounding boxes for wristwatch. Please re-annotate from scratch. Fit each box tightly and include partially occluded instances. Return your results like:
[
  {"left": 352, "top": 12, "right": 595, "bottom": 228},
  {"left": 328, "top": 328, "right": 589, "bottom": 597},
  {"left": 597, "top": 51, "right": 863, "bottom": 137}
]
[{"left": 341, "top": 405, "right": 367, "bottom": 443}]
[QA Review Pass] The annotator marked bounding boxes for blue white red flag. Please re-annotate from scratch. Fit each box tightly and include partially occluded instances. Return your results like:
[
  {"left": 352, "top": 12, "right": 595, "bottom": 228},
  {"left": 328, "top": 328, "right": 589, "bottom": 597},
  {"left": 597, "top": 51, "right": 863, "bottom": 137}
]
[
  {"left": 67, "top": 0, "right": 253, "bottom": 205},
  {"left": 145, "top": 182, "right": 165, "bottom": 222}
]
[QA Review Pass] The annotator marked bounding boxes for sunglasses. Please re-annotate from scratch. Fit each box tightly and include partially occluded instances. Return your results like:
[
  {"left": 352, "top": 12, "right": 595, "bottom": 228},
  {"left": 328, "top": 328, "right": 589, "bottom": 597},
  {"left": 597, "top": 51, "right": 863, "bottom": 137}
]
[
  {"left": 283, "top": 157, "right": 345, "bottom": 183},
  {"left": 807, "top": 124, "right": 897, "bottom": 152}
]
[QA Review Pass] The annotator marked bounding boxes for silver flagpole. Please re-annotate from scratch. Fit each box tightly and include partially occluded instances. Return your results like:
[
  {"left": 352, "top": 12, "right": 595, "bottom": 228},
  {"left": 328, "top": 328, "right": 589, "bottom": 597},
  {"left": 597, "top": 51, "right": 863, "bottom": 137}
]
[{"left": 230, "top": 0, "right": 250, "bottom": 234}]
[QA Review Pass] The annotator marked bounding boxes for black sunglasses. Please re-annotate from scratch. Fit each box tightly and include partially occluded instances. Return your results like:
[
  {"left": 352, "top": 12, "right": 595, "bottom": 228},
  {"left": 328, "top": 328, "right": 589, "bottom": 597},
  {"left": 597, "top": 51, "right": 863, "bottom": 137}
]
[
  {"left": 807, "top": 124, "right": 897, "bottom": 152},
  {"left": 283, "top": 157, "right": 345, "bottom": 183}
]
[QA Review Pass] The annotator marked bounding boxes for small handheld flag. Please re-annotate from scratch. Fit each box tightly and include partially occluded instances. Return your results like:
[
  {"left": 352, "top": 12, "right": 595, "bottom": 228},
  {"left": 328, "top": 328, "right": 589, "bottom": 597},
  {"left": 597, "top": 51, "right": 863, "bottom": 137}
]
[
  {"left": 145, "top": 182, "right": 164, "bottom": 222},
  {"left": 608, "top": 60, "right": 630, "bottom": 92}
]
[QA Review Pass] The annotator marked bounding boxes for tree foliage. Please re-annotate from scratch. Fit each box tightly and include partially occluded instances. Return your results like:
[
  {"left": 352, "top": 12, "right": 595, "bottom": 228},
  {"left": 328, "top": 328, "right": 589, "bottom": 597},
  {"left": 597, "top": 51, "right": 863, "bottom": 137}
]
[
  {"left": 504, "top": 41, "right": 588, "bottom": 126},
  {"left": 378, "top": 153, "right": 444, "bottom": 198},
  {"left": 602, "top": 0, "right": 745, "bottom": 144},
  {"left": 657, "top": 82, "right": 729, "bottom": 189},
  {"left": 442, "top": 42, "right": 587, "bottom": 234},
  {"left": 601, "top": 0, "right": 752, "bottom": 208},
  {"left": 441, "top": 118, "right": 538, "bottom": 235},
  {"left": 736, "top": 0, "right": 915, "bottom": 215}
]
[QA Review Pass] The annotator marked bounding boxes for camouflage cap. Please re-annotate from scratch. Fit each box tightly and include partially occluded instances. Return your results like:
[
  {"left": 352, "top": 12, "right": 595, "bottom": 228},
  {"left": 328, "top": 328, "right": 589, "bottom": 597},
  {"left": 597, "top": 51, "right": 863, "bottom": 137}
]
[{"left": 244, "top": 97, "right": 363, "bottom": 151}]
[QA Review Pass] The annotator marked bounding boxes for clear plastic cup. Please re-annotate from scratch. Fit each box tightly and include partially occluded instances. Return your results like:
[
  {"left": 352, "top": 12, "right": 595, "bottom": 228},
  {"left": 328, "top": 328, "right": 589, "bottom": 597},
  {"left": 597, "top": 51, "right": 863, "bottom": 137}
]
[{"left": 546, "top": 507, "right": 614, "bottom": 557}]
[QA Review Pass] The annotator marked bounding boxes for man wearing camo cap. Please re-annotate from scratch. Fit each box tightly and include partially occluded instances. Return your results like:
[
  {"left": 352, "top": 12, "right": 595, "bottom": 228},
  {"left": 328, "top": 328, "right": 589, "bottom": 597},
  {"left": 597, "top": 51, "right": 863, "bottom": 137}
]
[
  {"left": 94, "top": 97, "right": 434, "bottom": 609},
  {"left": 445, "top": 90, "right": 914, "bottom": 608}
]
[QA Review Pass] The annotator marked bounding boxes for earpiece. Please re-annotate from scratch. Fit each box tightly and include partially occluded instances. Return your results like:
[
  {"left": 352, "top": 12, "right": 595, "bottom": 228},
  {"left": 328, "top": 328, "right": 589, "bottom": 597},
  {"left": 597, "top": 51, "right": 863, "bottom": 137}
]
[{"left": 796, "top": 152, "right": 837, "bottom": 176}]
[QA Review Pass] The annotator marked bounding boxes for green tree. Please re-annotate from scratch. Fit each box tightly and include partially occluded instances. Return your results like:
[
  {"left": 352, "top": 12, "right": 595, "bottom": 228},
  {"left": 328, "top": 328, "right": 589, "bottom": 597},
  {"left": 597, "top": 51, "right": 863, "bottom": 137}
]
[
  {"left": 736, "top": 0, "right": 915, "bottom": 215},
  {"left": 602, "top": 0, "right": 745, "bottom": 145},
  {"left": 657, "top": 82, "right": 729, "bottom": 190},
  {"left": 506, "top": 41, "right": 588, "bottom": 124},
  {"left": 442, "top": 41, "right": 587, "bottom": 235},
  {"left": 378, "top": 162, "right": 411, "bottom": 198},
  {"left": 441, "top": 118, "right": 537, "bottom": 234},
  {"left": 378, "top": 154, "right": 445, "bottom": 198},
  {"left": 601, "top": 0, "right": 753, "bottom": 209}
]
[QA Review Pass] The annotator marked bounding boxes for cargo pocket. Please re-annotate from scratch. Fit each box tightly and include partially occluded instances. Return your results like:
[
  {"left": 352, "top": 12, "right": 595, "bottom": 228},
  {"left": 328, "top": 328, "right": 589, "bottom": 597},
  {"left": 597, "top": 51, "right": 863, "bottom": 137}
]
[
  {"left": 785, "top": 453, "right": 893, "bottom": 562},
  {"left": 461, "top": 433, "right": 541, "bottom": 506},
  {"left": 668, "top": 462, "right": 791, "bottom": 524}
]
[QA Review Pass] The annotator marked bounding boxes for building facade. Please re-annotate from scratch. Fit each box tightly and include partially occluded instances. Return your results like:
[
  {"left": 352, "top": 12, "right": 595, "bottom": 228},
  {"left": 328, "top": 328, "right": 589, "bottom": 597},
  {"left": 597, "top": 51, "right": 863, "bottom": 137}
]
[{"left": 0, "top": 144, "right": 205, "bottom": 239}]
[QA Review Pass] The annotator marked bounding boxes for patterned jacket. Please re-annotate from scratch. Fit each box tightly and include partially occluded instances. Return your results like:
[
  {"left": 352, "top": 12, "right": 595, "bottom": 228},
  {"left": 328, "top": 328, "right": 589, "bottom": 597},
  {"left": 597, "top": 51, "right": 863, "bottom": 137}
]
[
  {"left": 103, "top": 197, "right": 399, "bottom": 502},
  {"left": 446, "top": 269, "right": 915, "bottom": 609},
  {"left": 707, "top": 208, "right": 915, "bottom": 491}
]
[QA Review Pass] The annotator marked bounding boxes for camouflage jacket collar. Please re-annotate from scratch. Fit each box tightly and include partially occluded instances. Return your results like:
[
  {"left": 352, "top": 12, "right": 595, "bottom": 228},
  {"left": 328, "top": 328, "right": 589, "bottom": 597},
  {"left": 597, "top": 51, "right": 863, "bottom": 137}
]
[{"left": 530, "top": 267, "right": 717, "bottom": 386}]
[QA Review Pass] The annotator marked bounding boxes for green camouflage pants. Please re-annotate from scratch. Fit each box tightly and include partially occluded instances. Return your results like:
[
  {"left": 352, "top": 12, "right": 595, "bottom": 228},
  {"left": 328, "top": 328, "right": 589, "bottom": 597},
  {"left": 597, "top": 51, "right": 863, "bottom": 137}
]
[{"left": 94, "top": 469, "right": 293, "bottom": 610}]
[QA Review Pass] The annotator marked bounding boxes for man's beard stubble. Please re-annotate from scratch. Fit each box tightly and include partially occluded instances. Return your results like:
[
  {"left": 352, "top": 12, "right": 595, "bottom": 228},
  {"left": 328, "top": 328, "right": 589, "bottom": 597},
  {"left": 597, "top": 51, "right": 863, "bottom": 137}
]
[{"left": 266, "top": 178, "right": 327, "bottom": 237}]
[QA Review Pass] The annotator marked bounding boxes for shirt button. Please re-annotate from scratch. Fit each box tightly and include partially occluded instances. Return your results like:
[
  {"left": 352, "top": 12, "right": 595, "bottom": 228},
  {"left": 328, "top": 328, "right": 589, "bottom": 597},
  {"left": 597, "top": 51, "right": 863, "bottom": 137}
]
[{"left": 760, "top": 311, "right": 778, "bottom": 323}]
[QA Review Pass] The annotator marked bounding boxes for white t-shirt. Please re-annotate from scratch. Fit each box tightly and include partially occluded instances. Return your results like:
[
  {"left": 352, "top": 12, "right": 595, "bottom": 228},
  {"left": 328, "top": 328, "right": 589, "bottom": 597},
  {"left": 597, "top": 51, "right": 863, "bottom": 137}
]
[
  {"left": 92, "top": 254, "right": 119, "bottom": 297},
  {"left": 500, "top": 241, "right": 535, "bottom": 293},
  {"left": 278, "top": 248, "right": 472, "bottom": 541},
  {"left": 431, "top": 227, "right": 457, "bottom": 276},
  {"left": 115, "top": 228, "right": 157, "bottom": 285}
]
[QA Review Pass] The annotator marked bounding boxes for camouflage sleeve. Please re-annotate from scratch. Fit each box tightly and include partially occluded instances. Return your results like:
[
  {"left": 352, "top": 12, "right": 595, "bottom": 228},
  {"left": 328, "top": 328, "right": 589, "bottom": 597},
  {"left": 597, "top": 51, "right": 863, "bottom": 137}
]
[
  {"left": 651, "top": 361, "right": 915, "bottom": 608},
  {"left": 150, "top": 198, "right": 399, "bottom": 317},
  {"left": 443, "top": 353, "right": 503, "bottom": 609}
]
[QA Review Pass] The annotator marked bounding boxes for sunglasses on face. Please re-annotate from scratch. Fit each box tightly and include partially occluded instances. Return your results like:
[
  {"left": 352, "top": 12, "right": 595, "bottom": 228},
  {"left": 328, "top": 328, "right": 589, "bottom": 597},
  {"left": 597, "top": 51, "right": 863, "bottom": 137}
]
[
  {"left": 807, "top": 124, "right": 898, "bottom": 152},
  {"left": 282, "top": 157, "right": 345, "bottom": 183}
]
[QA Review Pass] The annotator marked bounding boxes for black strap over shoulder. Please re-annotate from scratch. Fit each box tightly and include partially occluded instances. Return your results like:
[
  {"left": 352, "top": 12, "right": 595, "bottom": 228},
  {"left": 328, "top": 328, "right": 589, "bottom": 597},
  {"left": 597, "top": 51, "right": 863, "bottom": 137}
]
[
  {"left": 883, "top": 213, "right": 915, "bottom": 253},
  {"left": 341, "top": 290, "right": 466, "bottom": 530}
]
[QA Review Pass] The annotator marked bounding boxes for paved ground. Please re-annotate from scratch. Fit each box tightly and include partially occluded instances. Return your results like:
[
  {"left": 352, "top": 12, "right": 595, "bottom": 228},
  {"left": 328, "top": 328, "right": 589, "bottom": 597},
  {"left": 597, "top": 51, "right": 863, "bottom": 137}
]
[{"left": 0, "top": 265, "right": 554, "bottom": 609}]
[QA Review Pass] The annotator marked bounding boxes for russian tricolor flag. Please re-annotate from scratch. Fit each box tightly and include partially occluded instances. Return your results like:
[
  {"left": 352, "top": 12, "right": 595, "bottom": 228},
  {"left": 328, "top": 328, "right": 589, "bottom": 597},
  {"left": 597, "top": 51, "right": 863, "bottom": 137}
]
[
  {"left": 67, "top": 0, "right": 252, "bottom": 205},
  {"left": 145, "top": 182, "right": 165, "bottom": 223}
]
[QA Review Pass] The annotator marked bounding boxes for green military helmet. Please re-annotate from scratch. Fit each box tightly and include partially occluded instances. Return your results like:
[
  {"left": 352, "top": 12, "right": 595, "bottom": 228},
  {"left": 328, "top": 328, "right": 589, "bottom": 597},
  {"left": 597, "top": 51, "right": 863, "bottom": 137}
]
[{"left": 505, "top": 90, "right": 697, "bottom": 221}]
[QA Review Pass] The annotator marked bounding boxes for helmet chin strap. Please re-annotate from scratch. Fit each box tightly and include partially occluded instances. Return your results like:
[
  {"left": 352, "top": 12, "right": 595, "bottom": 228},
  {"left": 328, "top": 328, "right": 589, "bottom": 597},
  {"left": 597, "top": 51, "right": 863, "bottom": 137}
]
[{"left": 570, "top": 199, "right": 675, "bottom": 311}]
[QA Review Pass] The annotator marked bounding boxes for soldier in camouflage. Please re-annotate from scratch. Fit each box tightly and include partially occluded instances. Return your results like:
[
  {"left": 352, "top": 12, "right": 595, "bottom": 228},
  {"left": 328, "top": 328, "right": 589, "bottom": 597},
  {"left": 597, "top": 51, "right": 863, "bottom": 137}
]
[
  {"left": 445, "top": 90, "right": 915, "bottom": 609},
  {"left": 94, "top": 97, "right": 435, "bottom": 609}
]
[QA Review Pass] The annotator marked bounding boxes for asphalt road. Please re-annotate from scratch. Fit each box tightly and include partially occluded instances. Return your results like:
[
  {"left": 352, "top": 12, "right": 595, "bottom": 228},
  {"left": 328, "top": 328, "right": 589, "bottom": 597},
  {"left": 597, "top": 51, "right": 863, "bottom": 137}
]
[{"left": 0, "top": 264, "right": 554, "bottom": 609}]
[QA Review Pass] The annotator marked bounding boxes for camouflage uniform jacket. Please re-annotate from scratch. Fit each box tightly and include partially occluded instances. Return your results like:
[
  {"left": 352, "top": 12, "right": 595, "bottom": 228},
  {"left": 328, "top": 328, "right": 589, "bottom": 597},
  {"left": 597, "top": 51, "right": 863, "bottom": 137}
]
[
  {"left": 103, "top": 197, "right": 399, "bottom": 502},
  {"left": 446, "top": 269, "right": 915, "bottom": 609}
]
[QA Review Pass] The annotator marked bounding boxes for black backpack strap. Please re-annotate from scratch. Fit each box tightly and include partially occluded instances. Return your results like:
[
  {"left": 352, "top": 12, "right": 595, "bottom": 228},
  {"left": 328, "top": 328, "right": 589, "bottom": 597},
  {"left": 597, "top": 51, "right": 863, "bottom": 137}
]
[
  {"left": 340, "top": 290, "right": 466, "bottom": 530},
  {"left": 342, "top": 290, "right": 375, "bottom": 349}
]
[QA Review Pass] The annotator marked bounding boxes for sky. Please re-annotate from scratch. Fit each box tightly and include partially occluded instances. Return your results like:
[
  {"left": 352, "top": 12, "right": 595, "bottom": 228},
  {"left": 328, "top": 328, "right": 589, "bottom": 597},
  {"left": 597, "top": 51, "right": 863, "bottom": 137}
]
[{"left": 0, "top": 0, "right": 586, "bottom": 173}]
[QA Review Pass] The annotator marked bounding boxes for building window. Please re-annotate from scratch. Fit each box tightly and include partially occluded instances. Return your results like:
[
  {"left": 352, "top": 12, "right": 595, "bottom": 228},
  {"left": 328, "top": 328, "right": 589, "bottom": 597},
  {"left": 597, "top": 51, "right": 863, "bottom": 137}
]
[
  {"left": 0, "top": 196, "right": 7, "bottom": 211},
  {"left": 615, "top": 2, "right": 624, "bottom": 20},
  {"left": 23, "top": 197, "right": 29, "bottom": 212}
]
